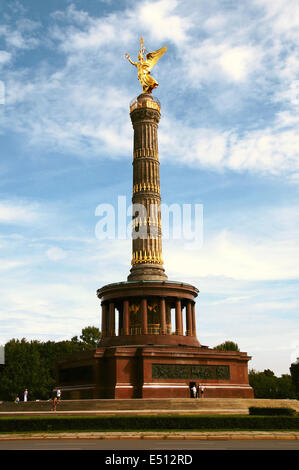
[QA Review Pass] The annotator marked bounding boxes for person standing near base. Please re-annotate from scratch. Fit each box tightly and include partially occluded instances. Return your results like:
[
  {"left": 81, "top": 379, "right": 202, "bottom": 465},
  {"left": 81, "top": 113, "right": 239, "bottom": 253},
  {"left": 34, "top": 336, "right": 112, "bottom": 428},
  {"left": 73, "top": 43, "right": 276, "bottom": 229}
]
[
  {"left": 52, "top": 396, "right": 58, "bottom": 412},
  {"left": 57, "top": 389, "right": 61, "bottom": 401},
  {"left": 24, "top": 389, "right": 28, "bottom": 402},
  {"left": 200, "top": 384, "right": 204, "bottom": 398}
]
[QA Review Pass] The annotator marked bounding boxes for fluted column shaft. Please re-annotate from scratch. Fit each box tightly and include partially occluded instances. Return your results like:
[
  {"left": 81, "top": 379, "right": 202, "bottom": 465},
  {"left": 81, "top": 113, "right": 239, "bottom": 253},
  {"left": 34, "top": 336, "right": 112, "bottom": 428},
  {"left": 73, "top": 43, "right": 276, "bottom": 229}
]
[{"left": 128, "top": 93, "right": 167, "bottom": 281}]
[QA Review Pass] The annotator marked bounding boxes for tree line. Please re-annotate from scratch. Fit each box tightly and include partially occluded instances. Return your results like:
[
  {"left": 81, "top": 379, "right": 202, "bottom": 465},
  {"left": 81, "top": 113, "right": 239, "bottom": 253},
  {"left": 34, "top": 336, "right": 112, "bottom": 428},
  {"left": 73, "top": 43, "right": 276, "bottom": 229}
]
[
  {"left": 249, "top": 369, "right": 297, "bottom": 399},
  {"left": 0, "top": 326, "right": 101, "bottom": 401},
  {"left": 0, "top": 335, "right": 298, "bottom": 401}
]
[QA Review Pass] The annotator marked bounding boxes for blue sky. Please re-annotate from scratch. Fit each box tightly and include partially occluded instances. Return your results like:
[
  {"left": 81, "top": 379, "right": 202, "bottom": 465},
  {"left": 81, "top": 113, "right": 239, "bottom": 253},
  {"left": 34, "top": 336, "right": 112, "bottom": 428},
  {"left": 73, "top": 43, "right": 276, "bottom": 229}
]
[{"left": 0, "top": 0, "right": 298, "bottom": 375}]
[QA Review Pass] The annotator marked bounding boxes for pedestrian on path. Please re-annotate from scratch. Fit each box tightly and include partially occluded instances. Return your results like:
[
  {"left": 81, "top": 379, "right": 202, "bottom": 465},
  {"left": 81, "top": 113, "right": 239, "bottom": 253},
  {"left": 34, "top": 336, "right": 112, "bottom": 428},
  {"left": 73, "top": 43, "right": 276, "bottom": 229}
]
[
  {"left": 52, "top": 397, "right": 58, "bottom": 412},
  {"left": 24, "top": 389, "right": 28, "bottom": 402},
  {"left": 57, "top": 389, "right": 61, "bottom": 401},
  {"left": 200, "top": 384, "right": 204, "bottom": 398}
]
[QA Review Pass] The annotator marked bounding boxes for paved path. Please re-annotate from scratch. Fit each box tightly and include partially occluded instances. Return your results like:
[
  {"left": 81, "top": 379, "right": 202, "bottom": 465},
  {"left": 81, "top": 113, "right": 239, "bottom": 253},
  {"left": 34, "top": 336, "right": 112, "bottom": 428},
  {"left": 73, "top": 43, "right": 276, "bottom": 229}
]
[
  {"left": 0, "top": 409, "right": 249, "bottom": 415},
  {"left": 0, "top": 433, "right": 299, "bottom": 453},
  {"left": 1, "top": 431, "right": 299, "bottom": 441}
]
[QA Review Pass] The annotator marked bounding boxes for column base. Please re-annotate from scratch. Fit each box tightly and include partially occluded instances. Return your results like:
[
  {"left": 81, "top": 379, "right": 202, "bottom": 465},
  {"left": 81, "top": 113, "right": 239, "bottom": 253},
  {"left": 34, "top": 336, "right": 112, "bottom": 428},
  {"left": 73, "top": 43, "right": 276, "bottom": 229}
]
[{"left": 127, "top": 264, "right": 168, "bottom": 281}]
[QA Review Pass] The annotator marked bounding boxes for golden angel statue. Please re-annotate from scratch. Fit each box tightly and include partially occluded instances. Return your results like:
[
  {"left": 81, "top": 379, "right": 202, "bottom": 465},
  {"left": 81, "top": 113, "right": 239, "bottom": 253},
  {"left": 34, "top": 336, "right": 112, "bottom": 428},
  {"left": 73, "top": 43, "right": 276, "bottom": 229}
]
[{"left": 125, "top": 37, "right": 167, "bottom": 94}]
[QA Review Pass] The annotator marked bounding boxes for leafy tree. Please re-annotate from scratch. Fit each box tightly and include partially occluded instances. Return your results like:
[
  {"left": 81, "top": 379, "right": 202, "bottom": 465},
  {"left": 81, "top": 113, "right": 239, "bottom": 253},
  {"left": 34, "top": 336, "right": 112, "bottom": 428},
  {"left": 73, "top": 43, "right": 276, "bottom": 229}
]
[
  {"left": 290, "top": 361, "right": 299, "bottom": 399},
  {"left": 249, "top": 369, "right": 296, "bottom": 399},
  {"left": 80, "top": 326, "right": 101, "bottom": 347},
  {"left": 278, "top": 374, "right": 296, "bottom": 399},
  {"left": 0, "top": 326, "right": 100, "bottom": 401},
  {"left": 263, "top": 369, "right": 275, "bottom": 377},
  {"left": 72, "top": 326, "right": 101, "bottom": 348},
  {"left": 0, "top": 339, "right": 49, "bottom": 401},
  {"left": 214, "top": 341, "right": 240, "bottom": 352}
]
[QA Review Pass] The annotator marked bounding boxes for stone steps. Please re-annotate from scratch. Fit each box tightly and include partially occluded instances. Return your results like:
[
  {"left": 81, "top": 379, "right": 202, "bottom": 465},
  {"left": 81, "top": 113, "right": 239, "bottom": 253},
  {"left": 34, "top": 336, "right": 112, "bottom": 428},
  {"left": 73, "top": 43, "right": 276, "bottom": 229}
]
[{"left": 1, "top": 398, "right": 298, "bottom": 413}]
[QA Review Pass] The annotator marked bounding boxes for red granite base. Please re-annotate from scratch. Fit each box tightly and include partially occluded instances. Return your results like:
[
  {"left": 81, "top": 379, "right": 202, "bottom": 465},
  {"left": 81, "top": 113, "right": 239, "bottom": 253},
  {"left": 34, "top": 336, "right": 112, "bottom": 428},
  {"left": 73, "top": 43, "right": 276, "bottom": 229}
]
[{"left": 57, "top": 344, "right": 253, "bottom": 399}]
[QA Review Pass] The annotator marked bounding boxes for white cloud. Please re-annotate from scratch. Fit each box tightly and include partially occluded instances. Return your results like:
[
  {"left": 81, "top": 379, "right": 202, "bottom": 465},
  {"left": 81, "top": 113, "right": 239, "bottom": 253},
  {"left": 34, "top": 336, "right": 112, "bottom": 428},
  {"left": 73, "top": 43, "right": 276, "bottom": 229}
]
[
  {"left": 0, "top": 0, "right": 298, "bottom": 178},
  {"left": 159, "top": 110, "right": 299, "bottom": 176},
  {"left": 183, "top": 40, "right": 262, "bottom": 86},
  {"left": 55, "top": 20, "right": 118, "bottom": 52},
  {"left": 0, "top": 259, "right": 27, "bottom": 271},
  {"left": 165, "top": 230, "right": 299, "bottom": 282},
  {"left": 159, "top": 118, "right": 229, "bottom": 167},
  {"left": 203, "top": 14, "right": 227, "bottom": 32},
  {"left": 0, "top": 201, "right": 39, "bottom": 224},
  {"left": 4, "top": 67, "right": 132, "bottom": 157},
  {"left": 0, "top": 280, "right": 99, "bottom": 341},
  {"left": 0, "top": 24, "right": 39, "bottom": 50},
  {"left": 8, "top": 1, "right": 27, "bottom": 16},
  {"left": 219, "top": 46, "right": 257, "bottom": 82},
  {"left": 0, "top": 50, "right": 11, "bottom": 67},
  {"left": 256, "top": 0, "right": 299, "bottom": 41},
  {"left": 164, "top": 205, "right": 299, "bottom": 282},
  {"left": 137, "top": 0, "right": 191, "bottom": 44},
  {"left": 50, "top": 3, "right": 133, "bottom": 53},
  {"left": 46, "top": 247, "right": 67, "bottom": 261},
  {"left": 227, "top": 127, "right": 299, "bottom": 175},
  {"left": 51, "top": 3, "right": 91, "bottom": 25}
]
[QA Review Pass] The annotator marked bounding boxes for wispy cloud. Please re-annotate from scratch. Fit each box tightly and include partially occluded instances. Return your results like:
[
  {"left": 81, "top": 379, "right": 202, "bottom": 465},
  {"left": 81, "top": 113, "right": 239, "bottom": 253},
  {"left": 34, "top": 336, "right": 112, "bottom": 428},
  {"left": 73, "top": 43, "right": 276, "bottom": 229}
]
[
  {"left": 166, "top": 232, "right": 299, "bottom": 281},
  {"left": 0, "top": 0, "right": 297, "bottom": 180},
  {"left": 0, "top": 51, "right": 11, "bottom": 67},
  {"left": 0, "top": 19, "right": 40, "bottom": 50},
  {"left": 0, "top": 200, "right": 40, "bottom": 224},
  {"left": 46, "top": 246, "right": 67, "bottom": 261}
]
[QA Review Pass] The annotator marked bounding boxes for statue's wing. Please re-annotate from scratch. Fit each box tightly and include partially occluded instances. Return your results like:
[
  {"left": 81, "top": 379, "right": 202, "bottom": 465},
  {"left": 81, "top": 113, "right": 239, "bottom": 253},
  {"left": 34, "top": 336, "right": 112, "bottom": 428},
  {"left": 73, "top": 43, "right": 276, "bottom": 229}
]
[{"left": 145, "top": 46, "right": 167, "bottom": 71}]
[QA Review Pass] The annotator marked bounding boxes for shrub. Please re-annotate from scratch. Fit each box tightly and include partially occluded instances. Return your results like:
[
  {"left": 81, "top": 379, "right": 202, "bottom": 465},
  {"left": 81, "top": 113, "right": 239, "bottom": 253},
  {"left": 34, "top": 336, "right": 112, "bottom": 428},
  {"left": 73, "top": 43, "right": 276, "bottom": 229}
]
[
  {"left": 249, "top": 407, "right": 296, "bottom": 416},
  {"left": 1, "top": 414, "right": 299, "bottom": 433}
]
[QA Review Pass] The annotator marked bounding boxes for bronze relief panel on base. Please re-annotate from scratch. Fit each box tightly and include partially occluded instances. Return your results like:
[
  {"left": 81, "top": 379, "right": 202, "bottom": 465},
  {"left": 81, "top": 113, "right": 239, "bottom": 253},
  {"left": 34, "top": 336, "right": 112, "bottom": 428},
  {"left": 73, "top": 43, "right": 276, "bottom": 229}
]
[{"left": 152, "top": 363, "right": 230, "bottom": 380}]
